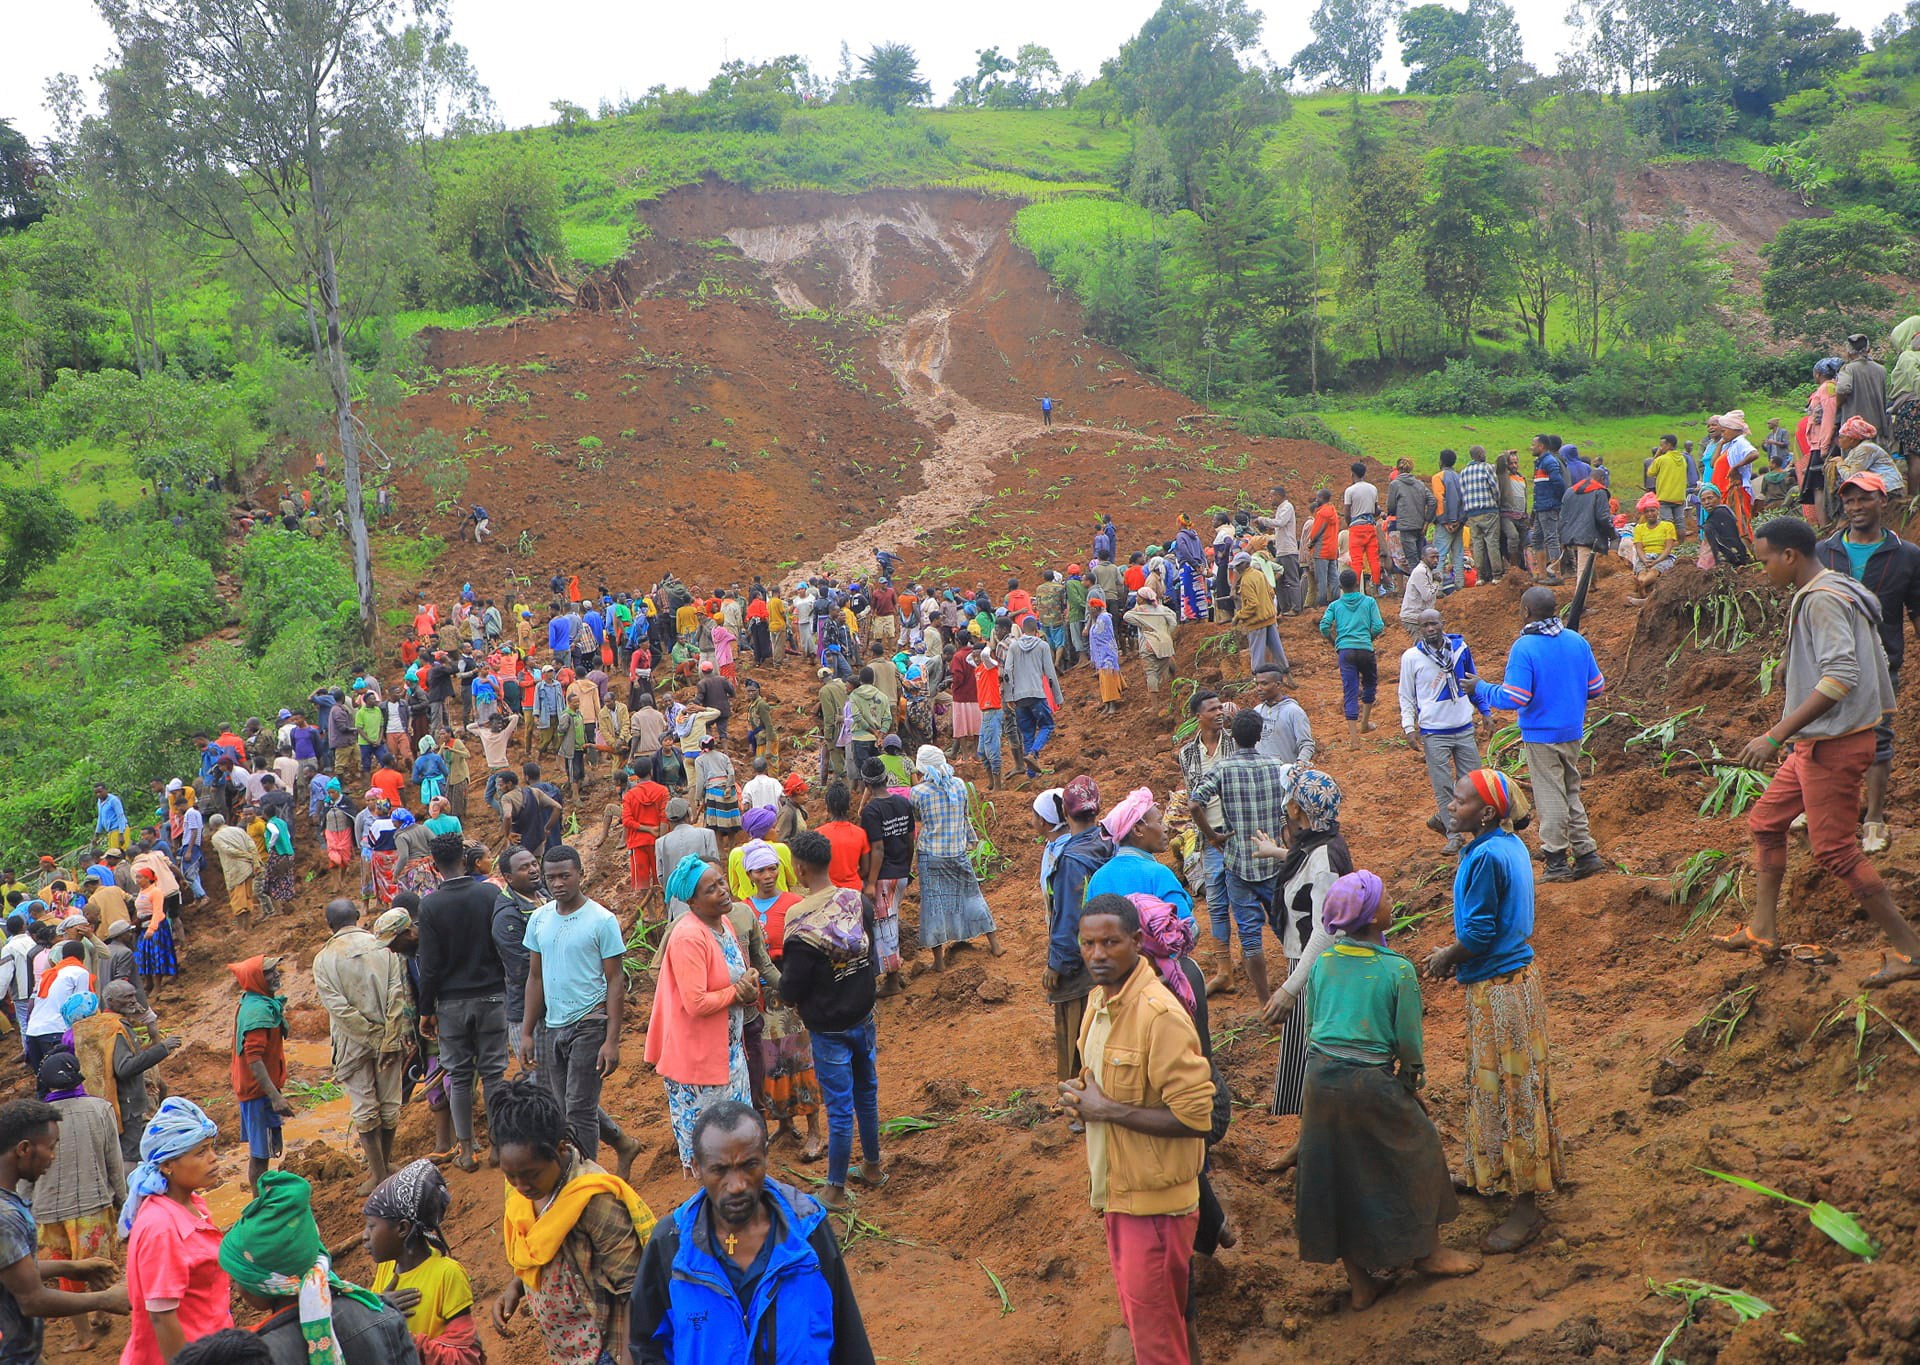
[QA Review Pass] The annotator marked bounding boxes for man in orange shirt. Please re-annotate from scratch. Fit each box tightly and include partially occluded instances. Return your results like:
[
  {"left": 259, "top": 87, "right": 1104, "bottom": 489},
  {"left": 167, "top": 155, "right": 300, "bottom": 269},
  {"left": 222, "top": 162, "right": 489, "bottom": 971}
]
[
  {"left": 1005, "top": 578, "right": 1033, "bottom": 617},
  {"left": 368, "top": 763, "right": 405, "bottom": 809},
  {"left": 813, "top": 781, "right": 872, "bottom": 890},
  {"left": 620, "top": 761, "right": 670, "bottom": 898},
  {"left": 1305, "top": 490, "right": 1341, "bottom": 607}
]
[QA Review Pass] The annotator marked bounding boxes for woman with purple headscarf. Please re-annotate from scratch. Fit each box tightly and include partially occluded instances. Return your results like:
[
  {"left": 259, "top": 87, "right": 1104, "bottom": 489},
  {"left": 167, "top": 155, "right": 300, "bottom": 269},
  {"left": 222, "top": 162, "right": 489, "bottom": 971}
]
[
  {"left": 1293, "top": 869, "right": 1480, "bottom": 1310},
  {"left": 724, "top": 802, "right": 794, "bottom": 900}
]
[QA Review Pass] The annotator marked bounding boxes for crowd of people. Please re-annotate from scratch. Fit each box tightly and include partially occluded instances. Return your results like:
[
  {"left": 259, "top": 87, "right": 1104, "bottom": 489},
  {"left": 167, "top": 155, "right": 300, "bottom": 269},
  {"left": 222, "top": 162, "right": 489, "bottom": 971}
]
[{"left": 1, "top": 326, "right": 1916, "bottom": 1364}]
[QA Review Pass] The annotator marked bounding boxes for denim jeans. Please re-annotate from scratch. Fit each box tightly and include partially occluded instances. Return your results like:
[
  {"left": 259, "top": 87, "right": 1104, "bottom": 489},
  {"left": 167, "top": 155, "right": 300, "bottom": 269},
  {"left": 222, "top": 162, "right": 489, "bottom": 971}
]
[
  {"left": 536, "top": 1011, "right": 620, "bottom": 1159},
  {"left": 1245, "top": 625, "right": 1288, "bottom": 676},
  {"left": 1529, "top": 507, "right": 1563, "bottom": 567},
  {"left": 1433, "top": 522, "right": 1466, "bottom": 583},
  {"left": 1222, "top": 868, "right": 1276, "bottom": 955},
  {"left": 812, "top": 1016, "right": 881, "bottom": 1188},
  {"left": 1012, "top": 697, "right": 1054, "bottom": 759},
  {"left": 1312, "top": 558, "right": 1338, "bottom": 605},
  {"left": 977, "top": 709, "right": 1004, "bottom": 774},
  {"left": 1201, "top": 845, "right": 1232, "bottom": 946},
  {"left": 435, "top": 994, "right": 508, "bottom": 1145}
]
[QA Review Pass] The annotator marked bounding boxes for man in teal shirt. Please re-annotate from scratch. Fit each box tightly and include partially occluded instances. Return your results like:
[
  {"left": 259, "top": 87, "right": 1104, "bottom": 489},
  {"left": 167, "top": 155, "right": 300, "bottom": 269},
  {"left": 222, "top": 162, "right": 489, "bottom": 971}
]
[{"left": 1319, "top": 569, "right": 1386, "bottom": 737}]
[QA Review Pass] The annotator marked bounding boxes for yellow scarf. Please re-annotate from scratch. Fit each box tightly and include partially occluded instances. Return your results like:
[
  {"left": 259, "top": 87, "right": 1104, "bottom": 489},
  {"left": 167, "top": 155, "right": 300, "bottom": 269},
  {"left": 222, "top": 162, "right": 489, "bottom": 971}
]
[{"left": 502, "top": 1170, "right": 655, "bottom": 1289}]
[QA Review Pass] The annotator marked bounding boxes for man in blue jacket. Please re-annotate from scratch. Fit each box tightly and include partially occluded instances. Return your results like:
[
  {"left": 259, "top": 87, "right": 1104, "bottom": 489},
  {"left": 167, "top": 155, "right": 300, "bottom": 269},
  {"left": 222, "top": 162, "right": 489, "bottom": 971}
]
[
  {"left": 1528, "top": 434, "right": 1569, "bottom": 585},
  {"left": 1470, "top": 587, "right": 1607, "bottom": 881},
  {"left": 631, "top": 1100, "right": 874, "bottom": 1365}
]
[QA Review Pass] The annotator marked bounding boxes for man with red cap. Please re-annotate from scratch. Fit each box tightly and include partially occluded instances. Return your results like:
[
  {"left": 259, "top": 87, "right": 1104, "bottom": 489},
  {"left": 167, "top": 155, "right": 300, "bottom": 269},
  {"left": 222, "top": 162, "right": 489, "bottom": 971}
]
[{"left": 1815, "top": 469, "right": 1920, "bottom": 855}]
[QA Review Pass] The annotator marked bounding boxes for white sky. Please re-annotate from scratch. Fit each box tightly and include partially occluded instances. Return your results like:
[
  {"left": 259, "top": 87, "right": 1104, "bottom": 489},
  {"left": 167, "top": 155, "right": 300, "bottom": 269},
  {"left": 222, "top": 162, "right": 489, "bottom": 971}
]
[{"left": 3, "top": 0, "right": 1907, "bottom": 144}]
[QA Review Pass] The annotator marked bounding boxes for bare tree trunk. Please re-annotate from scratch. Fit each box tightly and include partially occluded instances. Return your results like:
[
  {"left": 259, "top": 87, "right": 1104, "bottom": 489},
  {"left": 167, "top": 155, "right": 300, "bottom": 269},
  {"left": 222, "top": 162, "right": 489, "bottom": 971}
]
[{"left": 308, "top": 154, "right": 375, "bottom": 641}]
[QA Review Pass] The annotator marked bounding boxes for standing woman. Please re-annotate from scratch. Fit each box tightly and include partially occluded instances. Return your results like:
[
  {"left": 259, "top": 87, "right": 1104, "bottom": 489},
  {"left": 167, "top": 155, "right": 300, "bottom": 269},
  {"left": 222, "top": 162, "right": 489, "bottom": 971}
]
[
  {"left": 119, "top": 1099, "right": 231, "bottom": 1365},
  {"left": 1257, "top": 768, "right": 1353, "bottom": 1126},
  {"left": 737, "top": 847, "right": 825, "bottom": 1161},
  {"left": 261, "top": 806, "right": 296, "bottom": 918},
  {"left": 908, "top": 746, "right": 1003, "bottom": 970},
  {"left": 947, "top": 638, "right": 981, "bottom": 756},
  {"left": 411, "top": 734, "right": 448, "bottom": 807},
  {"left": 1423, "top": 769, "right": 1563, "bottom": 1253},
  {"left": 1087, "top": 597, "right": 1123, "bottom": 716},
  {"left": 1803, "top": 357, "right": 1842, "bottom": 522},
  {"left": 132, "top": 867, "right": 177, "bottom": 1001},
  {"left": 644, "top": 857, "right": 757, "bottom": 1176},
  {"left": 694, "top": 736, "right": 742, "bottom": 856}
]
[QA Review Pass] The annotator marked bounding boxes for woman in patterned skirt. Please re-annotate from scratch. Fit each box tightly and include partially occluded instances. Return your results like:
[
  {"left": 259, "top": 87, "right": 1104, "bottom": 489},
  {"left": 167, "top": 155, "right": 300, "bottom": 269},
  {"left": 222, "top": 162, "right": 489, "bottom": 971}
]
[{"left": 1422, "top": 769, "right": 1563, "bottom": 1255}]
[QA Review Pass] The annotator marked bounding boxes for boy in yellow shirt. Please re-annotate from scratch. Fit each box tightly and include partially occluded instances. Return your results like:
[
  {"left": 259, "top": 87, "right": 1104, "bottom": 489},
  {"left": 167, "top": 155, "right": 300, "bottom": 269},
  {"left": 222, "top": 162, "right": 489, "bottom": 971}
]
[{"left": 366, "top": 1159, "right": 482, "bottom": 1361}]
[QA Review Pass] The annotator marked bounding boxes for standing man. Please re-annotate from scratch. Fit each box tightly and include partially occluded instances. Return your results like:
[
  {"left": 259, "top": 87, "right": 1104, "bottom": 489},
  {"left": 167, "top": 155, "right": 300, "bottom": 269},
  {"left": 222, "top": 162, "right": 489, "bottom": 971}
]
[
  {"left": 1060, "top": 895, "right": 1214, "bottom": 1365},
  {"left": 1187, "top": 709, "right": 1293, "bottom": 1004},
  {"left": 1719, "top": 516, "right": 1918, "bottom": 987},
  {"left": 1044, "top": 777, "right": 1114, "bottom": 1092},
  {"left": 1344, "top": 462, "right": 1387, "bottom": 596},
  {"left": 310, "top": 897, "right": 408, "bottom": 1190},
  {"left": 492, "top": 845, "right": 542, "bottom": 1059},
  {"left": 1232, "top": 551, "right": 1291, "bottom": 684},
  {"left": 0, "top": 1098, "right": 130, "bottom": 1354},
  {"left": 93, "top": 785, "right": 129, "bottom": 854},
  {"left": 1471, "top": 587, "right": 1607, "bottom": 881},
  {"left": 229, "top": 955, "right": 292, "bottom": 1190},
  {"left": 1434, "top": 449, "right": 1467, "bottom": 587},
  {"left": 817, "top": 666, "right": 850, "bottom": 784},
  {"left": 1178, "top": 690, "right": 1235, "bottom": 995},
  {"left": 521, "top": 844, "right": 636, "bottom": 1172},
  {"left": 1039, "top": 393, "right": 1054, "bottom": 427},
  {"left": 1527, "top": 435, "right": 1569, "bottom": 585},
  {"left": 1386, "top": 459, "right": 1433, "bottom": 584},
  {"left": 1251, "top": 665, "right": 1316, "bottom": 766},
  {"left": 1460, "top": 445, "right": 1504, "bottom": 583},
  {"left": 974, "top": 629, "right": 1007, "bottom": 790},
  {"left": 1835, "top": 332, "right": 1890, "bottom": 440},
  {"left": 1005, "top": 616, "right": 1065, "bottom": 780},
  {"left": 1398, "top": 608, "right": 1489, "bottom": 855},
  {"left": 1814, "top": 471, "right": 1920, "bottom": 855},
  {"left": 1269, "top": 486, "right": 1302, "bottom": 615},
  {"left": 1124, "top": 587, "right": 1179, "bottom": 703},
  {"left": 416, "top": 832, "right": 509, "bottom": 1172},
  {"left": 1649, "top": 436, "right": 1690, "bottom": 542}
]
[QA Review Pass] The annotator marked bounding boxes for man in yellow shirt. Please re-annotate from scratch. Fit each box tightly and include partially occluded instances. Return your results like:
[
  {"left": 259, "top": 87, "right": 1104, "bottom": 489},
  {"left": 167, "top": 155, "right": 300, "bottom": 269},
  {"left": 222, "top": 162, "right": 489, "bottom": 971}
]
[
  {"left": 1627, "top": 494, "right": 1680, "bottom": 605},
  {"left": 1649, "top": 437, "right": 1690, "bottom": 542}
]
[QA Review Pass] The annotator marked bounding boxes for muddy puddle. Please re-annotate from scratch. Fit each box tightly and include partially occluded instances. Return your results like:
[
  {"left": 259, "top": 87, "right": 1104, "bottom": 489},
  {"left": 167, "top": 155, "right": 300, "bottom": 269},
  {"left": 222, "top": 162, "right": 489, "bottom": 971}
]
[{"left": 199, "top": 1038, "right": 356, "bottom": 1225}]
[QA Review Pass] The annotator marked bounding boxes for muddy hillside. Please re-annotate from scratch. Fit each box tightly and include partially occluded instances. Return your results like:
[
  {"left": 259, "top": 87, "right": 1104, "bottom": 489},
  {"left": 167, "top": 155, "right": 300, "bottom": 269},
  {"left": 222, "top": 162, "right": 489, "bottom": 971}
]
[{"left": 72, "top": 182, "right": 1920, "bottom": 1365}]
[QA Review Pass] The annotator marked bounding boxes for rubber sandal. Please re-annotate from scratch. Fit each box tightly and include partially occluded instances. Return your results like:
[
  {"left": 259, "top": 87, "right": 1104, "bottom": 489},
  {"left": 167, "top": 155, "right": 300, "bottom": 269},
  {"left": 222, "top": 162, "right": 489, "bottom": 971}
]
[
  {"left": 849, "top": 1164, "right": 889, "bottom": 1190},
  {"left": 1712, "top": 925, "right": 1782, "bottom": 963},
  {"left": 1863, "top": 950, "right": 1920, "bottom": 990},
  {"left": 1787, "top": 943, "right": 1839, "bottom": 966},
  {"left": 1482, "top": 1216, "right": 1544, "bottom": 1255},
  {"left": 1861, "top": 821, "right": 1891, "bottom": 855}
]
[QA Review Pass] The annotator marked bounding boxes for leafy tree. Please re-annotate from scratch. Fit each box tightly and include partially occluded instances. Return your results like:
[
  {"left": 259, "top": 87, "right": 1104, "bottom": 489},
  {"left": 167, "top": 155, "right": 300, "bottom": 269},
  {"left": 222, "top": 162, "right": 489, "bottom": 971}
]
[
  {"left": 236, "top": 529, "right": 356, "bottom": 656},
  {"left": 549, "top": 99, "right": 588, "bottom": 135},
  {"left": 1291, "top": 0, "right": 1407, "bottom": 92},
  {"left": 1334, "top": 110, "right": 1424, "bottom": 362},
  {"left": 434, "top": 150, "right": 566, "bottom": 305},
  {"left": 1537, "top": 92, "right": 1638, "bottom": 357},
  {"left": 1419, "top": 145, "right": 1525, "bottom": 349},
  {"left": 90, "top": 0, "right": 483, "bottom": 640},
  {"left": 0, "top": 485, "right": 80, "bottom": 588},
  {"left": 1503, "top": 160, "right": 1563, "bottom": 349},
  {"left": 1618, "top": 220, "right": 1730, "bottom": 351},
  {"left": 1398, "top": 0, "right": 1524, "bottom": 92},
  {"left": 1761, "top": 205, "right": 1908, "bottom": 340},
  {"left": 950, "top": 47, "right": 1015, "bottom": 107},
  {"left": 1103, "top": 0, "right": 1286, "bottom": 209},
  {"left": 39, "top": 366, "right": 246, "bottom": 488},
  {"left": 0, "top": 120, "right": 46, "bottom": 232},
  {"left": 853, "top": 43, "right": 933, "bottom": 114},
  {"left": 1001, "top": 45, "right": 1069, "bottom": 108},
  {"left": 0, "top": 213, "right": 113, "bottom": 381},
  {"left": 1274, "top": 130, "right": 1344, "bottom": 392}
]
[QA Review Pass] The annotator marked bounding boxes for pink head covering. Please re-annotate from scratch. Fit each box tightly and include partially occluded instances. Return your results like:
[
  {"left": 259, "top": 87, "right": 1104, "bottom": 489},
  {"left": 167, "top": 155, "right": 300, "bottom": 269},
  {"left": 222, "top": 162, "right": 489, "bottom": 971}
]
[
  {"left": 1322, "top": 870, "right": 1385, "bottom": 936},
  {"left": 1839, "top": 415, "right": 1878, "bottom": 442},
  {"left": 1127, "top": 893, "right": 1198, "bottom": 1015},
  {"left": 1635, "top": 492, "right": 1660, "bottom": 514},
  {"left": 1102, "top": 787, "right": 1157, "bottom": 843},
  {"left": 1711, "top": 410, "right": 1750, "bottom": 435}
]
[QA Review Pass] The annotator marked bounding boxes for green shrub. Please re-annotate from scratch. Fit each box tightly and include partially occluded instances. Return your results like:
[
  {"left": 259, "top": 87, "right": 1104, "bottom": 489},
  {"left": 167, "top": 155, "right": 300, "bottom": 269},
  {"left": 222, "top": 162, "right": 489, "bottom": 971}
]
[
  {"left": 236, "top": 531, "right": 356, "bottom": 656},
  {"left": 434, "top": 149, "right": 569, "bottom": 306}
]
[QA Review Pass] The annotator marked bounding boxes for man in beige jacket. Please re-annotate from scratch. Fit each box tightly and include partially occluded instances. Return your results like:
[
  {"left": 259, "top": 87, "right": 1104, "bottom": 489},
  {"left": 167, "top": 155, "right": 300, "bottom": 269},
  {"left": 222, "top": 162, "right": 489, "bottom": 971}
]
[{"left": 311, "top": 897, "right": 410, "bottom": 1190}]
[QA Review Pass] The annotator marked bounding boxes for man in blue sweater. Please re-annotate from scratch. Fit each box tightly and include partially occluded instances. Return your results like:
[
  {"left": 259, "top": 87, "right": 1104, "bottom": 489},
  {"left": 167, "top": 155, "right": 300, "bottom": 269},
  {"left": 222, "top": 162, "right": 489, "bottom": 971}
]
[
  {"left": 1470, "top": 588, "right": 1607, "bottom": 881},
  {"left": 1528, "top": 435, "right": 1569, "bottom": 586}
]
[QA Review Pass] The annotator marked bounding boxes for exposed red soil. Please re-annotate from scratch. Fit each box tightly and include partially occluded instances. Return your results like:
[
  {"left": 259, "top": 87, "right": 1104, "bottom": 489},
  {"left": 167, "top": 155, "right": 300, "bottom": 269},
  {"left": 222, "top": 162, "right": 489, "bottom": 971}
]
[{"left": 70, "top": 183, "right": 1920, "bottom": 1364}]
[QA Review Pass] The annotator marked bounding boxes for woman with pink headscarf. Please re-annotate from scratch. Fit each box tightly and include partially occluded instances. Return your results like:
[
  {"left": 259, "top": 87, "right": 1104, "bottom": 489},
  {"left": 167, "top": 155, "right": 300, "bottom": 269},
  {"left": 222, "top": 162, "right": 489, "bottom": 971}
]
[
  {"left": 1082, "top": 788, "right": 1192, "bottom": 918},
  {"left": 1708, "top": 411, "right": 1758, "bottom": 544},
  {"left": 1293, "top": 869, "right": 1479, "bottom": 1310},
  {"left": 1832, "top": 416, "right": 1907, "bottom": 496}
]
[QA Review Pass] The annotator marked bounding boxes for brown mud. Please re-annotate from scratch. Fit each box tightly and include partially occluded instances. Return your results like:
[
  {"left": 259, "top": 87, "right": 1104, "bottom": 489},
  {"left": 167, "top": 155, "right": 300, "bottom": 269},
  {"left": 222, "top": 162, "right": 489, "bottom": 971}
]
[{"left": 49, "top": 183, "right": 1920, "bottom": 1364}]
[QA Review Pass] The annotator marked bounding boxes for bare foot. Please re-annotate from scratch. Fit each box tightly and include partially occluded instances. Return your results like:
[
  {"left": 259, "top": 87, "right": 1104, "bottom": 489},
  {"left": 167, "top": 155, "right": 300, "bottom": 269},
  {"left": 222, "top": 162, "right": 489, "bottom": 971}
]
[
  {"left": 1273, "top": 1142, "right": 1298, "bottom": 1173},
  {"left": 1416, "top": 1247, "right": 1483, "bottom": 1277},
  {"left": 1483, "top": 1202, "right": 1544, "bottom": 1254},
  {"left": 1345, "top": 1263, "right": 1392, "bottom": 1311},
  {"left": 988, "top": 943, "right": 1007, "bottom": 958},
  {"left": 612, "top": 1133, "right": 642, "bottom": 1183}
]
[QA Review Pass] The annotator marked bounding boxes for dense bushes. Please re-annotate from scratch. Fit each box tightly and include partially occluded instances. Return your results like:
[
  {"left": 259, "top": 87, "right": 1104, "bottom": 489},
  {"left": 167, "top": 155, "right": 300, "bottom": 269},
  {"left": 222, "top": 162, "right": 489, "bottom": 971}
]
[{"left": 236, "top": 530, "right": 357, "bottom": 656}]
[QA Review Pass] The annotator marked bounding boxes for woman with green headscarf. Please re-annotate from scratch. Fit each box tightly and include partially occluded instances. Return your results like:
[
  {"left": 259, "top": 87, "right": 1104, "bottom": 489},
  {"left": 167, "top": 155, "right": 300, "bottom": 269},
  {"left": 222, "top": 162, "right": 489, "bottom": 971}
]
[{"left": 219, "top": 1169, "right": 416, "bottom": 1365}]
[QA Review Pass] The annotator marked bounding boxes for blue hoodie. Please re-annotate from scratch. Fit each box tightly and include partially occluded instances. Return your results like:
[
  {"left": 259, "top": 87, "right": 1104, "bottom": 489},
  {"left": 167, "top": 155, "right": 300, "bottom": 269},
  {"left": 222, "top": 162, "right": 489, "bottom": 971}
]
[
  {"left": 629, "top": 1180, "right": 874, "bottom": 1365},
  {"left": 1472, "top": 624, "right": 1604, "bottom": 743},
  {"left": 1531, "top": 453, "right": 1568, "bottom": 512}
]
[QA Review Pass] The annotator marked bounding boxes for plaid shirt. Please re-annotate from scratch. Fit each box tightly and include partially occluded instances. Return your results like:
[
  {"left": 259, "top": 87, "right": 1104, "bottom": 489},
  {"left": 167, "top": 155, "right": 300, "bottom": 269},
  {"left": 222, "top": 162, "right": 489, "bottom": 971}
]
[
  {"left": 552, "top": 1153, "right": 652, "bottom": 1329},
  {"left": 1459, "top": 459, "right": 1500, "bottom": 517},
  {"left": 911, "top": 781, "right": 976, "bottom": 857},
  {"left": 1187, "top": 746, "right": 1293, "bottom": 881}
]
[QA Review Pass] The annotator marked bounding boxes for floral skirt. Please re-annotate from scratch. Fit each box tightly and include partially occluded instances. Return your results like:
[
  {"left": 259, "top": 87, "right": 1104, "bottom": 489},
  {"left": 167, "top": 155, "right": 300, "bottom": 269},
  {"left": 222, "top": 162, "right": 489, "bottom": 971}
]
[
  {"left": 1461, "top": 962, "right": 1564, "bottom": 1198},
  {"left": 371, "top": 849, "right": 400, "bottom": 903},
  {"left": 396, "top": 856, "right": 443, "bottom": 900},
  {"left": 663, "top": 1056, "right": 751, "bottom": 1168},
  {"left": 264, "top": 852, "right": 296, "bottom": 904},
  {"left": 872, "top": 879, "right": 904, "bottom": 973},
  {"left": 758, "top": 1025, "right": 820, "bottom": 1121},
  {"left": 38, "top": 1207, "right": 114, "bottom": 1293}
]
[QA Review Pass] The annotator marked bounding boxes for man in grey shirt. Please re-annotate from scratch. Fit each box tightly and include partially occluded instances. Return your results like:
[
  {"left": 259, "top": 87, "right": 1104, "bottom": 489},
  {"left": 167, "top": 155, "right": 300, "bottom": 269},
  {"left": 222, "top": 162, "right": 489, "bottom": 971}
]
[
  {"left": 1836, "top": 332, "right": 1889, "bottom": 439},
  {"left": 1250, "top": 666, "right": 1317, "bottom": 765},
  {"left": 655, "top": 798, "right": 717, "bottom": 920},
  {"left": 1267, "top": 487, "right": 1302, "bottom": 615}
]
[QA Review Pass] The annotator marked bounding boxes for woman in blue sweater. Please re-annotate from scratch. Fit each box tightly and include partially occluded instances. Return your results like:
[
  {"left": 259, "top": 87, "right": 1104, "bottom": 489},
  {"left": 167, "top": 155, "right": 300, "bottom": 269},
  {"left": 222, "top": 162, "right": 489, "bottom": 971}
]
[{"left": 1422, "top": 769, "right": 1563, "bottom": 1255}]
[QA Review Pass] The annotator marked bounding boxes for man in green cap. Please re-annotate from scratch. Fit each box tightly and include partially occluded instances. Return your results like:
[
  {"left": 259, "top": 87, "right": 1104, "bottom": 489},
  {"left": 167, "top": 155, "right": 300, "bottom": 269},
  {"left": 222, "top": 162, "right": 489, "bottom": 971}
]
[{"left": 219, "top": 1169, "right": 413, "bottom": 1365}]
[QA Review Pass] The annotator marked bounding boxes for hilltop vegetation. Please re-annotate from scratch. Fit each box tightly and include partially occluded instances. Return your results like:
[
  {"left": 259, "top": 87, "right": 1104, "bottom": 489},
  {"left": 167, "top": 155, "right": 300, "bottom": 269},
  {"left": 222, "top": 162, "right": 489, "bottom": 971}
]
[{"left": 0, "top": 0, "right": 1916, "bottom": 853}]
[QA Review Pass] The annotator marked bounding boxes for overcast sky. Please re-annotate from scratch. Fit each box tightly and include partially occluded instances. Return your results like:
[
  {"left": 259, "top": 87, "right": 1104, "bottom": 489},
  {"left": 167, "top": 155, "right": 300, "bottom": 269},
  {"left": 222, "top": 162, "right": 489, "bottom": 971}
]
[{"left": 4, "top": 0, "right": 1906, "bottom": 144}]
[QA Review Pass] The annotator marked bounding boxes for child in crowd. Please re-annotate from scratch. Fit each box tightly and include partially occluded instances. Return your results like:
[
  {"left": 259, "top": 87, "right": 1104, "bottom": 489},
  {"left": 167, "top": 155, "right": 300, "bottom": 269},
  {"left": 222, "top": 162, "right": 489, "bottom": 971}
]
[{"left": 366, "top": 1159, "right": 485, "bottom": 1365}]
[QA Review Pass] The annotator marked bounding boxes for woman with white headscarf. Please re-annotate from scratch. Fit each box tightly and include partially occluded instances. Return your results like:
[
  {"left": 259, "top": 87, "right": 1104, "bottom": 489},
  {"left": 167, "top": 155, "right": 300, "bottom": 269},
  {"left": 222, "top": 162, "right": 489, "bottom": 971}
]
[{"left": 909, "top": 745, "right": 1001, "bottom": 969}]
